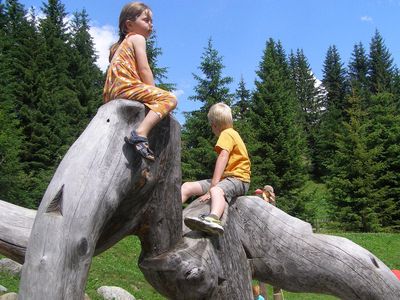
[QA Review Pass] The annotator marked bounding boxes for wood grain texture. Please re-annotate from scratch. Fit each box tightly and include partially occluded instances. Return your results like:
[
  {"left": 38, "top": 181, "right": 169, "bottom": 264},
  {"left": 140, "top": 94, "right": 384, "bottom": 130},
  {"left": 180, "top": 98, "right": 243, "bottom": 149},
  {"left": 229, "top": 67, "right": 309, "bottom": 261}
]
[
  {"left": 234, "top": 196, "right": 400, "bottom": 300},
  {"left": 0, "top": 200, "right": 35, "bottom": 263},
  {"left": 17, "top": 100, "right": 180, "bottom": 300},
  {"left": 0, "top": 100, "right": 399, "bottom": 299}
]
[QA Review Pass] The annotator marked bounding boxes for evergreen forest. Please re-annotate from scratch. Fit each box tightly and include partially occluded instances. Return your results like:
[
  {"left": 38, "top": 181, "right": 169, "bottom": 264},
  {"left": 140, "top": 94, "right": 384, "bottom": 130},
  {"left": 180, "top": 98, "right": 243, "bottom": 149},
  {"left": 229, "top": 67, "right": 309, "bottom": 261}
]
[{"left": 1, "top": 0, "right": 399, "bottom": 232}]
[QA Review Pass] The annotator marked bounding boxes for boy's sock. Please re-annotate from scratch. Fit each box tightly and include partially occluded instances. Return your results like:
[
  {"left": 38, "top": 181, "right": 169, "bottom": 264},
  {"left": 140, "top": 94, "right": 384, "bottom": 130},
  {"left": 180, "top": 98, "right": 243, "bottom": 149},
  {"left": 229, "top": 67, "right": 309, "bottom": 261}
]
[{"left": 208, "top": 213, "right": 219, "bottom": 221}]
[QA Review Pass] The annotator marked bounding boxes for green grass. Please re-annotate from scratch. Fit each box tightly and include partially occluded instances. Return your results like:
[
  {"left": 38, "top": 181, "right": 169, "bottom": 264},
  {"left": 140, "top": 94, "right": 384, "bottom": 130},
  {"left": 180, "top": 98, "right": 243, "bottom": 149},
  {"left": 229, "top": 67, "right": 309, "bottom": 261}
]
[
  {"left": 0, "top": 237, "right": 164, "bottom": 300},
  {"left": 1, "top": 233, "right": 399, "bottom": 299}
]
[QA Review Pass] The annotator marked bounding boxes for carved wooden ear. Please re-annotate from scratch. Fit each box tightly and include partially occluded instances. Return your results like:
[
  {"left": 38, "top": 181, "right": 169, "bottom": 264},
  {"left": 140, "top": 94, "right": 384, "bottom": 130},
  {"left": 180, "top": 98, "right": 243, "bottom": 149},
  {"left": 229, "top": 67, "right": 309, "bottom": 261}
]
[
  {"left": 139, "top": 252, "right": 182, "bottom": 271},
  {"left": 46, "top": 185, "right": 64, "bottom": 216},
  {"left": 117, "top": 100, "right": 144, "bottom": 123}
]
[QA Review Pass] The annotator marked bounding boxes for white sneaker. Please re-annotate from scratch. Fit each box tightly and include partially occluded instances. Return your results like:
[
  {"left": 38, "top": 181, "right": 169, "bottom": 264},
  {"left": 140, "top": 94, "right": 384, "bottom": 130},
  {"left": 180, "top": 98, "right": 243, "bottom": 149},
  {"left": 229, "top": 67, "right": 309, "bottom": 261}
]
[{"left": 184, "top": 214, "right": 224, "bottom": 236}]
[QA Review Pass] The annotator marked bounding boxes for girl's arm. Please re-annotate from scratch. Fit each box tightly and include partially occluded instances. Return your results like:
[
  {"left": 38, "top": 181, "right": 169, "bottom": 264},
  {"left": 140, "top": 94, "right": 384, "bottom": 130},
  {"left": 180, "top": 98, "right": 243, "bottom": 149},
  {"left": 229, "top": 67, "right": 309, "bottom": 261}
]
[{"left": 130, "top": 34, "right": 155, "bottom": 86}]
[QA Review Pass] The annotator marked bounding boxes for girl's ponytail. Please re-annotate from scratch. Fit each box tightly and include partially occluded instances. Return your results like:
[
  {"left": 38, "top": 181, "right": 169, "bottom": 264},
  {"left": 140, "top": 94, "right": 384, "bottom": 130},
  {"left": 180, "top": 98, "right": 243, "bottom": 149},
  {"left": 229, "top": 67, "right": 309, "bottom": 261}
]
[{"left": 109, "top": 32, "right": 125, "bottom": 62}]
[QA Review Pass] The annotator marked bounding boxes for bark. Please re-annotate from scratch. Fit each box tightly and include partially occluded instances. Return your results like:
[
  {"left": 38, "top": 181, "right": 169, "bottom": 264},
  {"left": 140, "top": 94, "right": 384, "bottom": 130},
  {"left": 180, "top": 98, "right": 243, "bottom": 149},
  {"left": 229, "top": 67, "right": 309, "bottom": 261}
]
[
  {"left": 18, "top": 100, "right": 182, "bottom": 300},
  {"left": 0, "top": 201, "right": 35, "bottom": 263},
  {"left": 0, "top": 100, "right": 399, "bottom": 299}
]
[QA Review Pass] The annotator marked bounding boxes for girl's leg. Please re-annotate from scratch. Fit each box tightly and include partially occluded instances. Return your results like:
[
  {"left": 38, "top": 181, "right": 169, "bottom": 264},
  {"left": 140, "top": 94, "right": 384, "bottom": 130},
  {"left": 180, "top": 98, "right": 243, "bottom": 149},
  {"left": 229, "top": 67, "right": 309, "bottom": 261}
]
[{"left": 135, "top": 110, "right": 161, "bottom": 138}]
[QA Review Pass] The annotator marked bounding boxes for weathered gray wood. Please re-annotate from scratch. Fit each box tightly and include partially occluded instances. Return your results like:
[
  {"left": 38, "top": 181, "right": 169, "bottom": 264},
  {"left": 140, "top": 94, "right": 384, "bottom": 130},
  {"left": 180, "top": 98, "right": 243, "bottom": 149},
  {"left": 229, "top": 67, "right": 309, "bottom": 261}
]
[
  {"left": 234, "top": 196, "right": 400, "bottom": 300},
  {"left": 2, "top": 195, "right": 400, "bottom": 300},
  {"left": 1, "top": 100, "right": 399, "bottom": 299},
  {"left": 0, "top": 200, "right": 36, "bottom": 263},
  {"left": 18, "top": 100, "right": 181, "bottom": 300},
  {"left": 140, "top": 198, "right": 253, "bottom": 299},
  {"left": 139, "top": 195, "right": 400, "bottom": 299}
]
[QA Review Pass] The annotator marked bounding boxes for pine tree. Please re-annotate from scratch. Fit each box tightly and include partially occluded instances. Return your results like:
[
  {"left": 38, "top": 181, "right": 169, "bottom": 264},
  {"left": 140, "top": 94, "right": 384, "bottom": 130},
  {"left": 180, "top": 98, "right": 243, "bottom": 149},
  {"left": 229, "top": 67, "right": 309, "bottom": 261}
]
[
  {"left": 289, "top": 49, "right": 324, "bottom": 177},
  {"left": 393, "top": 69, "right": 400, "bottom": 101},
  {"left": 233, "top": 76, "right": 251, "bottom": 120},
  {"left": 249, "top": 38, "right": 309, "bottom": 215},
  {"left": 232, "top": 77, "right": 256, "bottom": 181},
  {"left": 20, "top": 0, "right": 86, "bottom": 205},
  {"left": 146, "top": 30, "right": 175, "bottom": 92},
  {"left": 327, "top": 93, "right": 383, "bottom": 232},
  {"left": 365, "top": 32, "right": 399, "bottom": 230},
  {"left": 0, "top": 0, "right": 41, "bottom": 206},
  {"left": 181, "top": 38, "right": 234, "bottom": 181},
  {"left": 365, "top": 92, "right": 400, "bottom": 230},
  {"left": 368, "top": 30, "right": 395, "bottom": 94},
  {"left": 0, "top": 1, "right": 6, "bottom": 28},
  {"left": 348, "top": 42, "right": 369, "bottom": 98},
  {"left": 322, "top": 45, "right": 348, "bottom": 112},
  {"left": 69, "top": 9, "right": 103, "bottom": 121},
  {"left": 315, "top": 45, "right": 348, "bottom": 178}
]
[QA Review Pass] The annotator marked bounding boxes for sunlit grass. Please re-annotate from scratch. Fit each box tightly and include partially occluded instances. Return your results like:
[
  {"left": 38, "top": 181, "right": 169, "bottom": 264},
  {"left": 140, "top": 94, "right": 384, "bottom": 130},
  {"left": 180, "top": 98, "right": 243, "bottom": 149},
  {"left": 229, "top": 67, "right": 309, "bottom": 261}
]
[{"left": 1, "top": 233, "right": 399, "bottom": 299}]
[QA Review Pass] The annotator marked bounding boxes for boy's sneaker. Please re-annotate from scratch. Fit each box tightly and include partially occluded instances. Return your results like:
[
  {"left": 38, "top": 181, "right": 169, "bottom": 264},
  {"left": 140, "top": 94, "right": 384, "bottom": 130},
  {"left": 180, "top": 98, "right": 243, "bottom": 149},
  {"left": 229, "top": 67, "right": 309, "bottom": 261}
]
[{"left": 184, "top": 214, "right": 224, "bottom": 236}]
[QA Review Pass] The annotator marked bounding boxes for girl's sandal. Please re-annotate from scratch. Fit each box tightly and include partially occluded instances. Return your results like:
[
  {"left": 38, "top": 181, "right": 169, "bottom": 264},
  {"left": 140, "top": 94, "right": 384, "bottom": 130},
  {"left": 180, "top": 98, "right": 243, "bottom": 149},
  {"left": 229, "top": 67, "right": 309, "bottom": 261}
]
[
  {"left": 135, "top": 141, "right": 155, "bottom": 161},
  {"left": 124, "top": 130, "right": 155, "bottom": 161}
]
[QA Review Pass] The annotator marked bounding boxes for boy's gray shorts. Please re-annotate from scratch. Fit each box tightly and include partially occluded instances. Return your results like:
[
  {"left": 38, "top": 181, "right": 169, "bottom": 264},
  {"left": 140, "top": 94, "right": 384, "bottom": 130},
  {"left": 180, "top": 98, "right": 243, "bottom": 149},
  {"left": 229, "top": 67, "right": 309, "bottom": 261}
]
[{"left": 198, "top": 177, "right": 250, "bottom": 203}]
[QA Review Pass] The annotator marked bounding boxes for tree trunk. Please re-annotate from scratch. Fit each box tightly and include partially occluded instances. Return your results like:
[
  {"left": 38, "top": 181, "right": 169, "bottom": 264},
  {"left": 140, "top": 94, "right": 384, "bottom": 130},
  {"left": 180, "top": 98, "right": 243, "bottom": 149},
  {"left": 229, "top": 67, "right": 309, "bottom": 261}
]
[
  {"left": 0, "top": 100, "right": 399, "bottom": 299},
  {"left": 18, "top": 100, "right": 182, "bottom": 300},
  {"left": 0, "top": 200, "right": 35, "bottom": 263}
]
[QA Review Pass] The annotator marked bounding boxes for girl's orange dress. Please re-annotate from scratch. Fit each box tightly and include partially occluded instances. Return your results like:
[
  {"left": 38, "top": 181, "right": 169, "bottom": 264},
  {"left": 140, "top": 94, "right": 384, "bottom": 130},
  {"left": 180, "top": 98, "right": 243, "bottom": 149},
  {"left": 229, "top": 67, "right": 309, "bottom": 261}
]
[{"left": 103, "top": 33, "right": 176, "bottom": 118}]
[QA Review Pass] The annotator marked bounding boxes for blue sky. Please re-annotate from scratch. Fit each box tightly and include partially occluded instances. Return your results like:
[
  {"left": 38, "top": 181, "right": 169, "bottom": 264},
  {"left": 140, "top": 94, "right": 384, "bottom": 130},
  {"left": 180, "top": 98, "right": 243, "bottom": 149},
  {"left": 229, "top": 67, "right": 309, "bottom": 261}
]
[{"left": 19, "top": 0, "right": 400, "bottom": 124}]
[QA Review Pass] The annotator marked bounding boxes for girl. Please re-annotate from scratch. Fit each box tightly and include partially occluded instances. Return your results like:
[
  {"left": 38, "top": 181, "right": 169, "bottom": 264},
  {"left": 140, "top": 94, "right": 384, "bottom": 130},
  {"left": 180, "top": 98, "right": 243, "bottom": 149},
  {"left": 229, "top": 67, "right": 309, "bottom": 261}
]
[
  {"left": 262, "top": 185, "right": 276, "bottom": 206},
  {"left": 103, "top": 2, "right": 177, "bottom": 161}
]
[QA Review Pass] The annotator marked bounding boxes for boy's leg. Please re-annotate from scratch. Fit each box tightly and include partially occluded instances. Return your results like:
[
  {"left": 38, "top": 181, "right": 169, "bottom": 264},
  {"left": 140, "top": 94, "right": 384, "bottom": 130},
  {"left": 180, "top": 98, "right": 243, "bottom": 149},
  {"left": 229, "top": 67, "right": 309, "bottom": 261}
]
[
  {"left": 184, "top": 178, "right": 247, "bottom": 235},
  {"left": 181, "top": 181, "right": 204, "bottom": 203},
  {"left": 209, "top": 186, "right": 226, "bottom": 219}
]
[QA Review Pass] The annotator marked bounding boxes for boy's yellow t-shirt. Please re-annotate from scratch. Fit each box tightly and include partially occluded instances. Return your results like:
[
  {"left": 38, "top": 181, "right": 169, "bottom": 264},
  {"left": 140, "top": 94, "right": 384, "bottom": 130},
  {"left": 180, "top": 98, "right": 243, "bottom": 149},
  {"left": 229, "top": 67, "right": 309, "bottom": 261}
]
[{"left": 215, "top": 128, "right": 251, "bottom": 182}]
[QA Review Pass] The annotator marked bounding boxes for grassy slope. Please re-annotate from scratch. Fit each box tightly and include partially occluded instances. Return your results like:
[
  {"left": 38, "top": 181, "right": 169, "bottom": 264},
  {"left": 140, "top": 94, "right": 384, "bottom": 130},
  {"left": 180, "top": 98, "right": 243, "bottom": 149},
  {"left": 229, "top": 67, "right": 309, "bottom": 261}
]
[{"left": 1, "top": 233, "right": 399, "bottom": 299}]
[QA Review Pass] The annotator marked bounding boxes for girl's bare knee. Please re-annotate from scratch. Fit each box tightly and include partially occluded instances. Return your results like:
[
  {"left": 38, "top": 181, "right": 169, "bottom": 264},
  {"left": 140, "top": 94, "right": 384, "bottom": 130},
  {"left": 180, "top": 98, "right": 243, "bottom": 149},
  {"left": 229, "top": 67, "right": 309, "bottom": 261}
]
[{"left": 169, "top": 93, "right": 177, "bottom": 111}]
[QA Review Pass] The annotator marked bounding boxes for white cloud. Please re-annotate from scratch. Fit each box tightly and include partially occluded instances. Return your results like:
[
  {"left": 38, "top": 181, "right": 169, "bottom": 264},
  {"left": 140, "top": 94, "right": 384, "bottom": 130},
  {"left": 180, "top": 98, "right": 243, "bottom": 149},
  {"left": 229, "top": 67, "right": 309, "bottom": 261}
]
[
  {"left": 361, "top": 15, "right": 373, "bottom": 22},
  {"left": 89, "top": 25, "right": 118, "bottom": 72},
  {"left": 172, "top": 89, "right": 185, "bottom": 97},
  {"left": 25, "top": 7, "right": 115, "bottom": 72}
]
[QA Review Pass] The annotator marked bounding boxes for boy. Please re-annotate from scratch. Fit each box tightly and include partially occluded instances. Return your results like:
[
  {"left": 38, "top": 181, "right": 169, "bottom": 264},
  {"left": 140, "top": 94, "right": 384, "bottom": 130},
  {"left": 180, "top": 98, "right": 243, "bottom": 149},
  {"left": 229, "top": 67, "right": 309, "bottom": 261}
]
[{"left": 182, "top": 102, "right": 251, "bottom": 235}]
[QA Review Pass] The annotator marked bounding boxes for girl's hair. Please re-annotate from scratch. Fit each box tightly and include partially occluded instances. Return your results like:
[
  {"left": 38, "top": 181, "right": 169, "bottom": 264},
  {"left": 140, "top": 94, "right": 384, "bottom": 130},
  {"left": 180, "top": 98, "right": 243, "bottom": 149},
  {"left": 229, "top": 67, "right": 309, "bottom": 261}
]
[
  {"left": 109, "top": 2, "right": 151, "bottom": 62},
  {"left": 263, "top": 185, "right": 276, "bottom": 202},
  {"left": 252, "top": 284, "right": 260, "bottom": 296},
  {"left": 207, "top": 102, "right": 233, "bottom": 130},
  {"left": 264, "top": 185, "right": 274, "bottom": 194}
]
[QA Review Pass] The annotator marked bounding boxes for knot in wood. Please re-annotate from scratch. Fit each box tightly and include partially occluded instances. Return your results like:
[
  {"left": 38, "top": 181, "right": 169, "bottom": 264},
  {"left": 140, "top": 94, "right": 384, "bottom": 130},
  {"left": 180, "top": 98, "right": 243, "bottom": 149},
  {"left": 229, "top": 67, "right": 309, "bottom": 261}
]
[
  {"left": 40, "top": 256, "right": 47, "bottom": 265},
  {"left": 77, "top": 238, "right": 88, "bottom": 256},
  {"left": 185, "top": 267, "right": 204, "bottom": 281},
  {"left": 137, "top": 168, "right": 152, "bottom": 188}
]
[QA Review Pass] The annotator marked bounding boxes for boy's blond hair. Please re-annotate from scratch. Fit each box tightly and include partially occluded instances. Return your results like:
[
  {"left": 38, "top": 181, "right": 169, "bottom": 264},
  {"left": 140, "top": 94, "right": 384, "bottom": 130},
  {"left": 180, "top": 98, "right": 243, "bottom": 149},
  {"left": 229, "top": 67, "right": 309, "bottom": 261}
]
[{"left": 207, "top": 102, "right": 233, "bottom": 130}]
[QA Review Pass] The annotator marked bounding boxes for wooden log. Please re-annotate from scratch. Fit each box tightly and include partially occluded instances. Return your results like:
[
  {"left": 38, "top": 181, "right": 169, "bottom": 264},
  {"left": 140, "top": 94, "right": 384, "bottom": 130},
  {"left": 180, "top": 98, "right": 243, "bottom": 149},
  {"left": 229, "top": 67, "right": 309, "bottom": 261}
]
[
  {"left": 0, "top": 200, "right": 35, "bottom": 263},
  {"left": 18, "top": 100, "right": 181, "bottom": 300},
  {"left": 139, "top": 198, "right": 253, "bottom": 299},
  {"left": 2, "top": 195, "right": 400, "bottom": 299},
  {"left": 134, "top": 196, "right": 400, "bottom": 300},
  {"left": 1, "top": 99, "right": 399, "bottom": 299},
  {"left": 234, "top": 196, "right": 400, "bottom": 300}
]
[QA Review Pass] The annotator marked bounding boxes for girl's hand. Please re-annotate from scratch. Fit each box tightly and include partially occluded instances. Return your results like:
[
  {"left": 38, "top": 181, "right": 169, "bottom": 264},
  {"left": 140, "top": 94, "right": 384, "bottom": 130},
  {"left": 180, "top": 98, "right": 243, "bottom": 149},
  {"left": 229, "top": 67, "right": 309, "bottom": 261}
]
[{"left": 198, "top": 192, "right": 211, "bottom": 203}]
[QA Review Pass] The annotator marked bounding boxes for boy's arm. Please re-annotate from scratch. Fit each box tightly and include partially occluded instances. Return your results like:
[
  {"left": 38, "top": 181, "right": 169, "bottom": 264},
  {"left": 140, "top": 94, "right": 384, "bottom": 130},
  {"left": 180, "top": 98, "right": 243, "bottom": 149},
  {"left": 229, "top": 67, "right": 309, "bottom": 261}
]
[
  {"left": 198, "top": 149, "right": 229, "bottom": 202},
  {"left": 211, "top": 149, "right": 229, "bottom": 187},
  {"left": 130, "top": 35, "right": 155, "bottom": 86}
]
